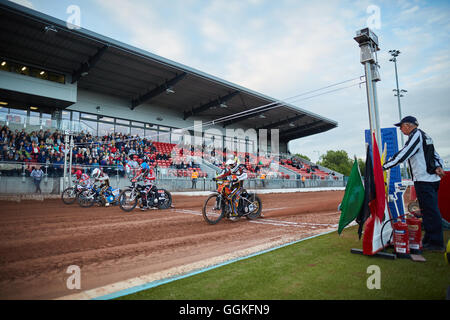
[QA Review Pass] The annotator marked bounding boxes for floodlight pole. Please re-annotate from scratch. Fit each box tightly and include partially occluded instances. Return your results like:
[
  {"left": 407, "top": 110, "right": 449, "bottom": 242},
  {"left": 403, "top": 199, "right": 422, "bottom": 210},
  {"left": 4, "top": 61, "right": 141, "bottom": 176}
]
[
  {"left": 389, "top": 50, "right": 409, "bottom": 179},
  {"left": 354, "top": 28, "right": 382, "bottom": 155}
]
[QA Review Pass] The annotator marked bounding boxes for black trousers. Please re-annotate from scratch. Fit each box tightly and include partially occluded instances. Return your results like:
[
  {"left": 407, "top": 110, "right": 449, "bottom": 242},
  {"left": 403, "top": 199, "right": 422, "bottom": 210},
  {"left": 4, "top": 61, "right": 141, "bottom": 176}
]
[{"left": 414, "top": 181, "right": 444, "bottom": 247}]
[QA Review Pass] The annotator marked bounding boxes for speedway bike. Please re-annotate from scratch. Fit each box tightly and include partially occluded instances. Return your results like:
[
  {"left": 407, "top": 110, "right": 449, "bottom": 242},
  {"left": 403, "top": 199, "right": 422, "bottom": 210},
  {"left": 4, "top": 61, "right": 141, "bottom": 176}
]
[
  {"left": 61, "top": 181, "right": 85, "bottom": 205},
  {"left": 118, "top": 180, "right": 172, "bottom": 212},
  {"left": 77, "top": 184, "right": 121, "bottom": 207},
  {"left": 202, "top": 178, "right": 262, "bottom": 224}
]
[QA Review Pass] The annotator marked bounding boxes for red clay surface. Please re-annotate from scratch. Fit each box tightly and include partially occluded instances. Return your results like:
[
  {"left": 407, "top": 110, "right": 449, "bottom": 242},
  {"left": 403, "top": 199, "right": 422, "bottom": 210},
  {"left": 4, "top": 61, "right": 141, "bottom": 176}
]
[{"left": 0, "top": 190, "right": 344, "bottom": 299}]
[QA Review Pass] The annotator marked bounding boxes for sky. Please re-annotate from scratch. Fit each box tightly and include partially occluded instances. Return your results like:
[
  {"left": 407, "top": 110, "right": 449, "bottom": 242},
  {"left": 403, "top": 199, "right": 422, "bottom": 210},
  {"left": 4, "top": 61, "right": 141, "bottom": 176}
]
[{"left": 10, "top": 0, "right": 450, "bottom": 165}]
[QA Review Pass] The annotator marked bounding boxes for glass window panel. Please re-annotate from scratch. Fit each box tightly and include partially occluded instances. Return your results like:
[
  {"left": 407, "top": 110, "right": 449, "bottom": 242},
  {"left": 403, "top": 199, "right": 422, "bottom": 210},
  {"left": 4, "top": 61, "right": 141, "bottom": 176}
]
[
  {"left": 99, "top": 116, "right": 114, "bottom": 123},
  {"left": 98, "top": 122, "right": 114, "bottom": 136},
  {"left": 81, "top": 113, "right": 97, "bottom": 120},
  {"left": 116, "top": 119, "right": 130, "bottom": 125},
  {"left": 159, "top": 126, "right": 169, "bottom": 131},
  {"left": 171, "top": 129, "right": 183, "bottom": 144},
  {"left": 80, "top": 119, "right": 97, "bottom": 135},
  {"left": 158, "top": 130, "right": 170, "bottom": 143},
  {"left": 29, "top": 111, "right": 40, "bottom": 126},
  {"left": 62, "top": 110, "right": 71, "bottom": 119},
  {"left": 71, "top": 111, "right": 80, "bottom": 121},
  {"left": 115, "top": 124, "right": 130, "bottom": 135},
  {"left": 7, "top": 108, "right": 26, "bottom": 125},
  {"left": 131, "top": 121, "right": 144, "bottom": 128},
  {"left": 131, "top": 127, "right": 144, "bottom": 137},
  {"left": 0, "top": 106, "right": 8, "bottom": 118},
  {"left": 145, "top": 129, "right": 158, "bottom": 141}
]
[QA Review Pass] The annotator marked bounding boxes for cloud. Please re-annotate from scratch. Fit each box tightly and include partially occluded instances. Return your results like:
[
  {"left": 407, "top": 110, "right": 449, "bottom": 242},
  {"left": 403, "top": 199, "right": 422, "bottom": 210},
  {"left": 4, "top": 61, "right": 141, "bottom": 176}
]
[
  {"left": 85, "top": 0, "right": 450, "bottom": 166},
  {"left": 94, "top": 0, "right": 187, "bottom": 62}
]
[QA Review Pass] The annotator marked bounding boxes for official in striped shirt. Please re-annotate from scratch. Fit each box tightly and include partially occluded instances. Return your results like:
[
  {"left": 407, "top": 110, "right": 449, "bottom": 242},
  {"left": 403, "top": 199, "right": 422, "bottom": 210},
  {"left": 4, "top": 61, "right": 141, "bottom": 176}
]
[{"left": 383, "top": 116, "right": 446, "bottom": 252}]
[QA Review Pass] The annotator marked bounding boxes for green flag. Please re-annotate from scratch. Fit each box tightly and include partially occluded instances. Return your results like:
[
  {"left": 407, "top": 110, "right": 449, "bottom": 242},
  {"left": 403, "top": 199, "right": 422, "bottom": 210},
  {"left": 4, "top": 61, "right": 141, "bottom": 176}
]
[{"left": 338, "top": 158, "right": 364, "bottom": 235}]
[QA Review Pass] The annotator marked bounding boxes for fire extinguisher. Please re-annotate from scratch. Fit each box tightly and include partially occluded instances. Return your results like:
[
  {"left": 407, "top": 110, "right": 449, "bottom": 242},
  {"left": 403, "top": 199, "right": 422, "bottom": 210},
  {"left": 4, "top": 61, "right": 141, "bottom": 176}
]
[
  {"left": 393, "top": 221, "right": 410, "bottom": 255},
  {"left": 406, "top": 216, "right": 422, "bottom": 253}
]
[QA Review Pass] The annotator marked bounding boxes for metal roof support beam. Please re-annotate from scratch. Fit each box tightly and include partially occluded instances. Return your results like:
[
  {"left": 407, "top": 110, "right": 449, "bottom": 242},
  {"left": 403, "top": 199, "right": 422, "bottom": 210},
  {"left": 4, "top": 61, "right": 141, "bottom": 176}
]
[
  {"left": 281, "top": 124, "right": 335, "bottom": 141},
  {"left": 257, "top": 114, "right": 307, "bottom": 130},
  {"left": 279, "top": 120, "right": 323, "bottom": 138},
  {"left": 183, "top": 91, "right": 240, "bottom": 120},
  {"left": 71, "top": 45, "right": 109, "bottom": 84},
  {"left": 131, "top": 72, "right": 187, "bottom": 110},
  {"left": 221, "top": 103, "right": 281, "bottom": 128}
]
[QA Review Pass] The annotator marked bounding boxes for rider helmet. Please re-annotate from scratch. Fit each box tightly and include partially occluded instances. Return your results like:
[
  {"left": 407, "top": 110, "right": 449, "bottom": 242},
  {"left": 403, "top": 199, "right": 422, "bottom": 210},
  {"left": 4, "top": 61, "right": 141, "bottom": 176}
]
[
  {"left": 75, "top": 170, "right": 82, "bottom": 179},
  {"left": 226, "top": 158, "right": 235, "bottom": 167},
  {"left": 91, "top": 168, "right": 102, "bottom": 179}
]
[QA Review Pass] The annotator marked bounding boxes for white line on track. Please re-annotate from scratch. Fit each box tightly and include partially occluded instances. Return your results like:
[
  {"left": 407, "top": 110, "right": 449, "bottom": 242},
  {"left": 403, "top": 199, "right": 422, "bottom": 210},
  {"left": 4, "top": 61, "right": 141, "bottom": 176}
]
[{"left": 172, "top": 208, "right": 338, "bottom": 228}]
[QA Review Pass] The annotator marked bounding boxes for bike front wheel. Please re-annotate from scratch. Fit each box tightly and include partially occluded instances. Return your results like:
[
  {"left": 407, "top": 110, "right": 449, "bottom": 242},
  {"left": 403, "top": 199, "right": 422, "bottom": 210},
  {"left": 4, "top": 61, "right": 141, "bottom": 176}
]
[
  {"left": 202, "top": 194, "right": 225, "bottom": 225},
  {"left": 245, "top": 194, "right": 262, "bottom": 220},
  {"left": 77, "top": 190, "right": 95, "bottom": 208},
  {"left": 61, "top": 187, "right": 77, "bottom": 205},
  {"left": 119, "top": 189, "right": 138, "bottom": 212}
]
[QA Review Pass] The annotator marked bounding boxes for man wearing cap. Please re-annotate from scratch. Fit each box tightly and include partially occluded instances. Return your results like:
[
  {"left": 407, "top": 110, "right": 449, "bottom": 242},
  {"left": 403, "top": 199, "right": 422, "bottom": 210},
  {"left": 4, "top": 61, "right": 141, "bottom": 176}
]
[{"left": 383, "top": 116, "right": 446, "bottom": 252}]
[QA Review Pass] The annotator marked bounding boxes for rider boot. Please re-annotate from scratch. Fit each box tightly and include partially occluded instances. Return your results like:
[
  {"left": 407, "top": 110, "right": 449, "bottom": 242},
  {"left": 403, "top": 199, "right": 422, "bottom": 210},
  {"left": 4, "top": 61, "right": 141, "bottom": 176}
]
[{"left": 141, "top": 194, "right": 148, "bottom": 210}]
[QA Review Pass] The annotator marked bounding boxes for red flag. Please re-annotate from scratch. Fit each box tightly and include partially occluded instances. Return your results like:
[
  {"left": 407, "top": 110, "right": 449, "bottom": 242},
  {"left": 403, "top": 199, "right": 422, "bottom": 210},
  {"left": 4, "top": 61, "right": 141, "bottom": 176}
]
[{"left": 371, "top": 132, "right": 386, "bottom": 221}]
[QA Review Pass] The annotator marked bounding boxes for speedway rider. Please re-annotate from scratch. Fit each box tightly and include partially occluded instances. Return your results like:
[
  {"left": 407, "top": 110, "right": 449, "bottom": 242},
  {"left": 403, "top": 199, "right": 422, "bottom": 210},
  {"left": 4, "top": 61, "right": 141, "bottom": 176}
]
[
  {"left": 214, "top": 157, "right": 248, "bottom": 217},
  {"left": 132, "top": 162, "right": 157, "bottom": 210},
  {"left": 91, "top": 168, "right": 110, "bottom": 205},
  {"left": 75, "top": 169, "right": 92, "bottom": 188}
]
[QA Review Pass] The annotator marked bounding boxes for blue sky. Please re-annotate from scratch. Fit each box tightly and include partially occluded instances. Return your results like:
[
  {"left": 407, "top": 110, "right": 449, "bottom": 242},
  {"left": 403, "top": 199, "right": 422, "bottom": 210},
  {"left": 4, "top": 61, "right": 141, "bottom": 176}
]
[{"left": 11, "top": 0, "right": 450, "bottom": 165}]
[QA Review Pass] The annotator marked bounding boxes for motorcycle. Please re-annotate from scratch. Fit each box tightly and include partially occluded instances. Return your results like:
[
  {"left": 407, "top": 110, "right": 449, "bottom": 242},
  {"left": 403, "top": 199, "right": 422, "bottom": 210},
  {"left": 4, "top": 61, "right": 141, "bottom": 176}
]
[
  {"left": 77, "top": 185, "right": 121, "bottom": 207},
  {"left": 61, "top": 181, "right": 85, "bottom": 205},
  {"left": 202, "top": 178, "right": 262, "bottom": 225},
  {"left": 118, "top": 180, "right": 172, "bottom": 212}
]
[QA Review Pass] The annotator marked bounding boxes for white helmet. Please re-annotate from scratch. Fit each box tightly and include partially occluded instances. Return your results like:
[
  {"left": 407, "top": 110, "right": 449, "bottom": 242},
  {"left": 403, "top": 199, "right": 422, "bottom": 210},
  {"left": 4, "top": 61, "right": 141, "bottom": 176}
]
[
  {"left": 226, "top": 158, "right": 236, "bottom": 167},
  {"left": 91, "top": 168, "right": 101, "bottom": 178}
]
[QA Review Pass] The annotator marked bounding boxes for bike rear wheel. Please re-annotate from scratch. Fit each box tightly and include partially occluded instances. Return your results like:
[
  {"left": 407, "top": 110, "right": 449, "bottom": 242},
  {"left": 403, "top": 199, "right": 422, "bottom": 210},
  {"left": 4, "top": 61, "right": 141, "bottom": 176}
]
[
  {"left": 202, "top": 194, "right": 225, "bottom": 225},
  {"left": 245, "top": 194, "right": 262, "bottom": 220},
  {"left": 61, "top": 187, "right": 77, "bottom": 205},
  {"left": 119, "top": 189, "right": 138, "bottom": 212},
  {"left": 157, "top": 189, "right": 172, "bottom": 209}
]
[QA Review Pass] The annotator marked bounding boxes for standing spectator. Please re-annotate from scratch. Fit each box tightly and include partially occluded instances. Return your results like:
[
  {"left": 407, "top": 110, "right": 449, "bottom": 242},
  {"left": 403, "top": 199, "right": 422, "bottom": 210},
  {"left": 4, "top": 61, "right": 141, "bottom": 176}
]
[
  {"left": 191, "top": 169, "right": 199, "bottom": 189},
  {"left": 383, "top": 116, "right": 446, "bottom": 252},
  {"left": 30, "top": 166, "right": 44, "bottom": 194}
]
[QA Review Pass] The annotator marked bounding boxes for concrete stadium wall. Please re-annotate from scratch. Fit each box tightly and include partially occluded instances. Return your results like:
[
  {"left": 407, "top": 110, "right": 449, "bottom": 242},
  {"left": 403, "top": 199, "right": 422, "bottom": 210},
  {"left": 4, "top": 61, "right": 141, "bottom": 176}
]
[
  {"left": 0, "top": 176, "right": 61, "bottom": 195},
  {"left": 0, "top": 176, "right": 345, "bottom": 195},
  {"left": 0, "top": 70, "right": 77, "bottom": 104}
]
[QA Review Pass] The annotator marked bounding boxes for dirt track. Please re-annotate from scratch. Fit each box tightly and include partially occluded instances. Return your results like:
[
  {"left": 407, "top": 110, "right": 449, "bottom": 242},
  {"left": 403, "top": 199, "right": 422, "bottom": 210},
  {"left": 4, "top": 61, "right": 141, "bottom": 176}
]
[{"left": 0, "top": 190, "right": 343, "bottom": 299}]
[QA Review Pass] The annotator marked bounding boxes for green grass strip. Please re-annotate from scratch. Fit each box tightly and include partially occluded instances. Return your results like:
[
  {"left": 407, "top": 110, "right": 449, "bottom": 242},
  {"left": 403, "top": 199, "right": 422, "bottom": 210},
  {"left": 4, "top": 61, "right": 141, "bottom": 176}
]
[{"left": 118, "top": 228, "right": 450, "bottom": 300}]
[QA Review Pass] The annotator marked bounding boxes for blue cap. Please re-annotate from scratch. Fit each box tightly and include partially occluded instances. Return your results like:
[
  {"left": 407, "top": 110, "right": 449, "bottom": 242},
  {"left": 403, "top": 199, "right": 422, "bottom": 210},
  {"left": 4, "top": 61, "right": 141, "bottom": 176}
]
[{"left": 394, "top": 116, "right": 419, "bottom": 127}]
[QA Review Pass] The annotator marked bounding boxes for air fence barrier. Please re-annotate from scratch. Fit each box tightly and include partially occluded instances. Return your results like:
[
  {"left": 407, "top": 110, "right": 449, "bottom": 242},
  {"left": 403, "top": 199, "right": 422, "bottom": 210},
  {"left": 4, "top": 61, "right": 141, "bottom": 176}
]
[{"left": 0, "top": 161, "right": 346, "bottom": 197}]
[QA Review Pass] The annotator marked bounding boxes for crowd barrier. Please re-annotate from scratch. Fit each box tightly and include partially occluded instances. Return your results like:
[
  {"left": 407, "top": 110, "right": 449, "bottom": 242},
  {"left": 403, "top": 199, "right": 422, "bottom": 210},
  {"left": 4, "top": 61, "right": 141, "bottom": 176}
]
[{"left": 0, "top": 175, "right": 345, "bottom": 195}]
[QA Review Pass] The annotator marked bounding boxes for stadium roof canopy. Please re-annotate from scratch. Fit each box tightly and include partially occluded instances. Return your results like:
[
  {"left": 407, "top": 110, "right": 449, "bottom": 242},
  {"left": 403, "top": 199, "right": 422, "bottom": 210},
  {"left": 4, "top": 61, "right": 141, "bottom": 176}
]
[{"left": 0, "top": 1, "right": 337, "bottom": 143}]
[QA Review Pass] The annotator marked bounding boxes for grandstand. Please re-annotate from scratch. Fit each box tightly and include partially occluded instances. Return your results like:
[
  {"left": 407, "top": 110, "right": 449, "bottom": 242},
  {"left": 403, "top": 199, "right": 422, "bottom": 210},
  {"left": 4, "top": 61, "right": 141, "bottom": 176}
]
[{"left": 0, "top": 1, "right": 343, "bottom": 192}]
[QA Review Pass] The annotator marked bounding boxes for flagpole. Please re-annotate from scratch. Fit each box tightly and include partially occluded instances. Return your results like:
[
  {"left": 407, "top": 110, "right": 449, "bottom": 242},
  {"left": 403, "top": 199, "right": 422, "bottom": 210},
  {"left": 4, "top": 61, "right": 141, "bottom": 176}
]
[{"left": 354, "top": 28, "right": 381, "bottom": 156}]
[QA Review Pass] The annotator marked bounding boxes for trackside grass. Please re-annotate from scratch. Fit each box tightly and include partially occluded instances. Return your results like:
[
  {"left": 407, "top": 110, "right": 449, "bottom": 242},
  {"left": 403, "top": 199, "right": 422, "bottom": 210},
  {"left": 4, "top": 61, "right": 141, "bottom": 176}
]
[{"left": 117, "top": 228, "right": 450, "bottom": 300}]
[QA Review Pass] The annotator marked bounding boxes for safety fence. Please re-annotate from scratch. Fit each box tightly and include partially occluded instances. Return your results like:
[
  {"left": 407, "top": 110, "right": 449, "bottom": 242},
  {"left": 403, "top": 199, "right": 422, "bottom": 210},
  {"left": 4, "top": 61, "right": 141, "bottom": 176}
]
[{"left": 0, "top": 160, "right": 346, "bottom": 194}]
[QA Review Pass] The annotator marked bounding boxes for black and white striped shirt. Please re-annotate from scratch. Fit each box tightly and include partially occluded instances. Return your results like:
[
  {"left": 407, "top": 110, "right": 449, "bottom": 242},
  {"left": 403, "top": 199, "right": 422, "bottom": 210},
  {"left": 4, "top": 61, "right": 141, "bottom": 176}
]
[{"left": 383, "top": 128, "right": 443, "bottom": 182}]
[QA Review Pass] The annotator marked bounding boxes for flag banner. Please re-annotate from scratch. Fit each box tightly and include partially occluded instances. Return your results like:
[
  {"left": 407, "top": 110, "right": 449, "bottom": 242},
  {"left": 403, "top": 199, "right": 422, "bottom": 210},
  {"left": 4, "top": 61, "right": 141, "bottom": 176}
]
[
  {"left": 371, "top": 132, "right": 386, "bottom": 222},
  {"left": 338, "top": 158, "right": 364, "bottom": 235},
  {"left": 362, "top": 133, "right": 393, "bottom": 255},
  {"left": 365, "top": 128, "right": 403, "bottom": 219},
  {"left": 356, "top": 145, "right": 374, "bottom": 239}
]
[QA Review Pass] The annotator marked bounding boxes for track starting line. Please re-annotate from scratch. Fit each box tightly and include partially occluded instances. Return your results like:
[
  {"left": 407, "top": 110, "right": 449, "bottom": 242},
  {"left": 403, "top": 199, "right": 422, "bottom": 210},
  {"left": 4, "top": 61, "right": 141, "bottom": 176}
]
[{"left": 171, "top": 208, "right": 338, "bottom": 229}]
